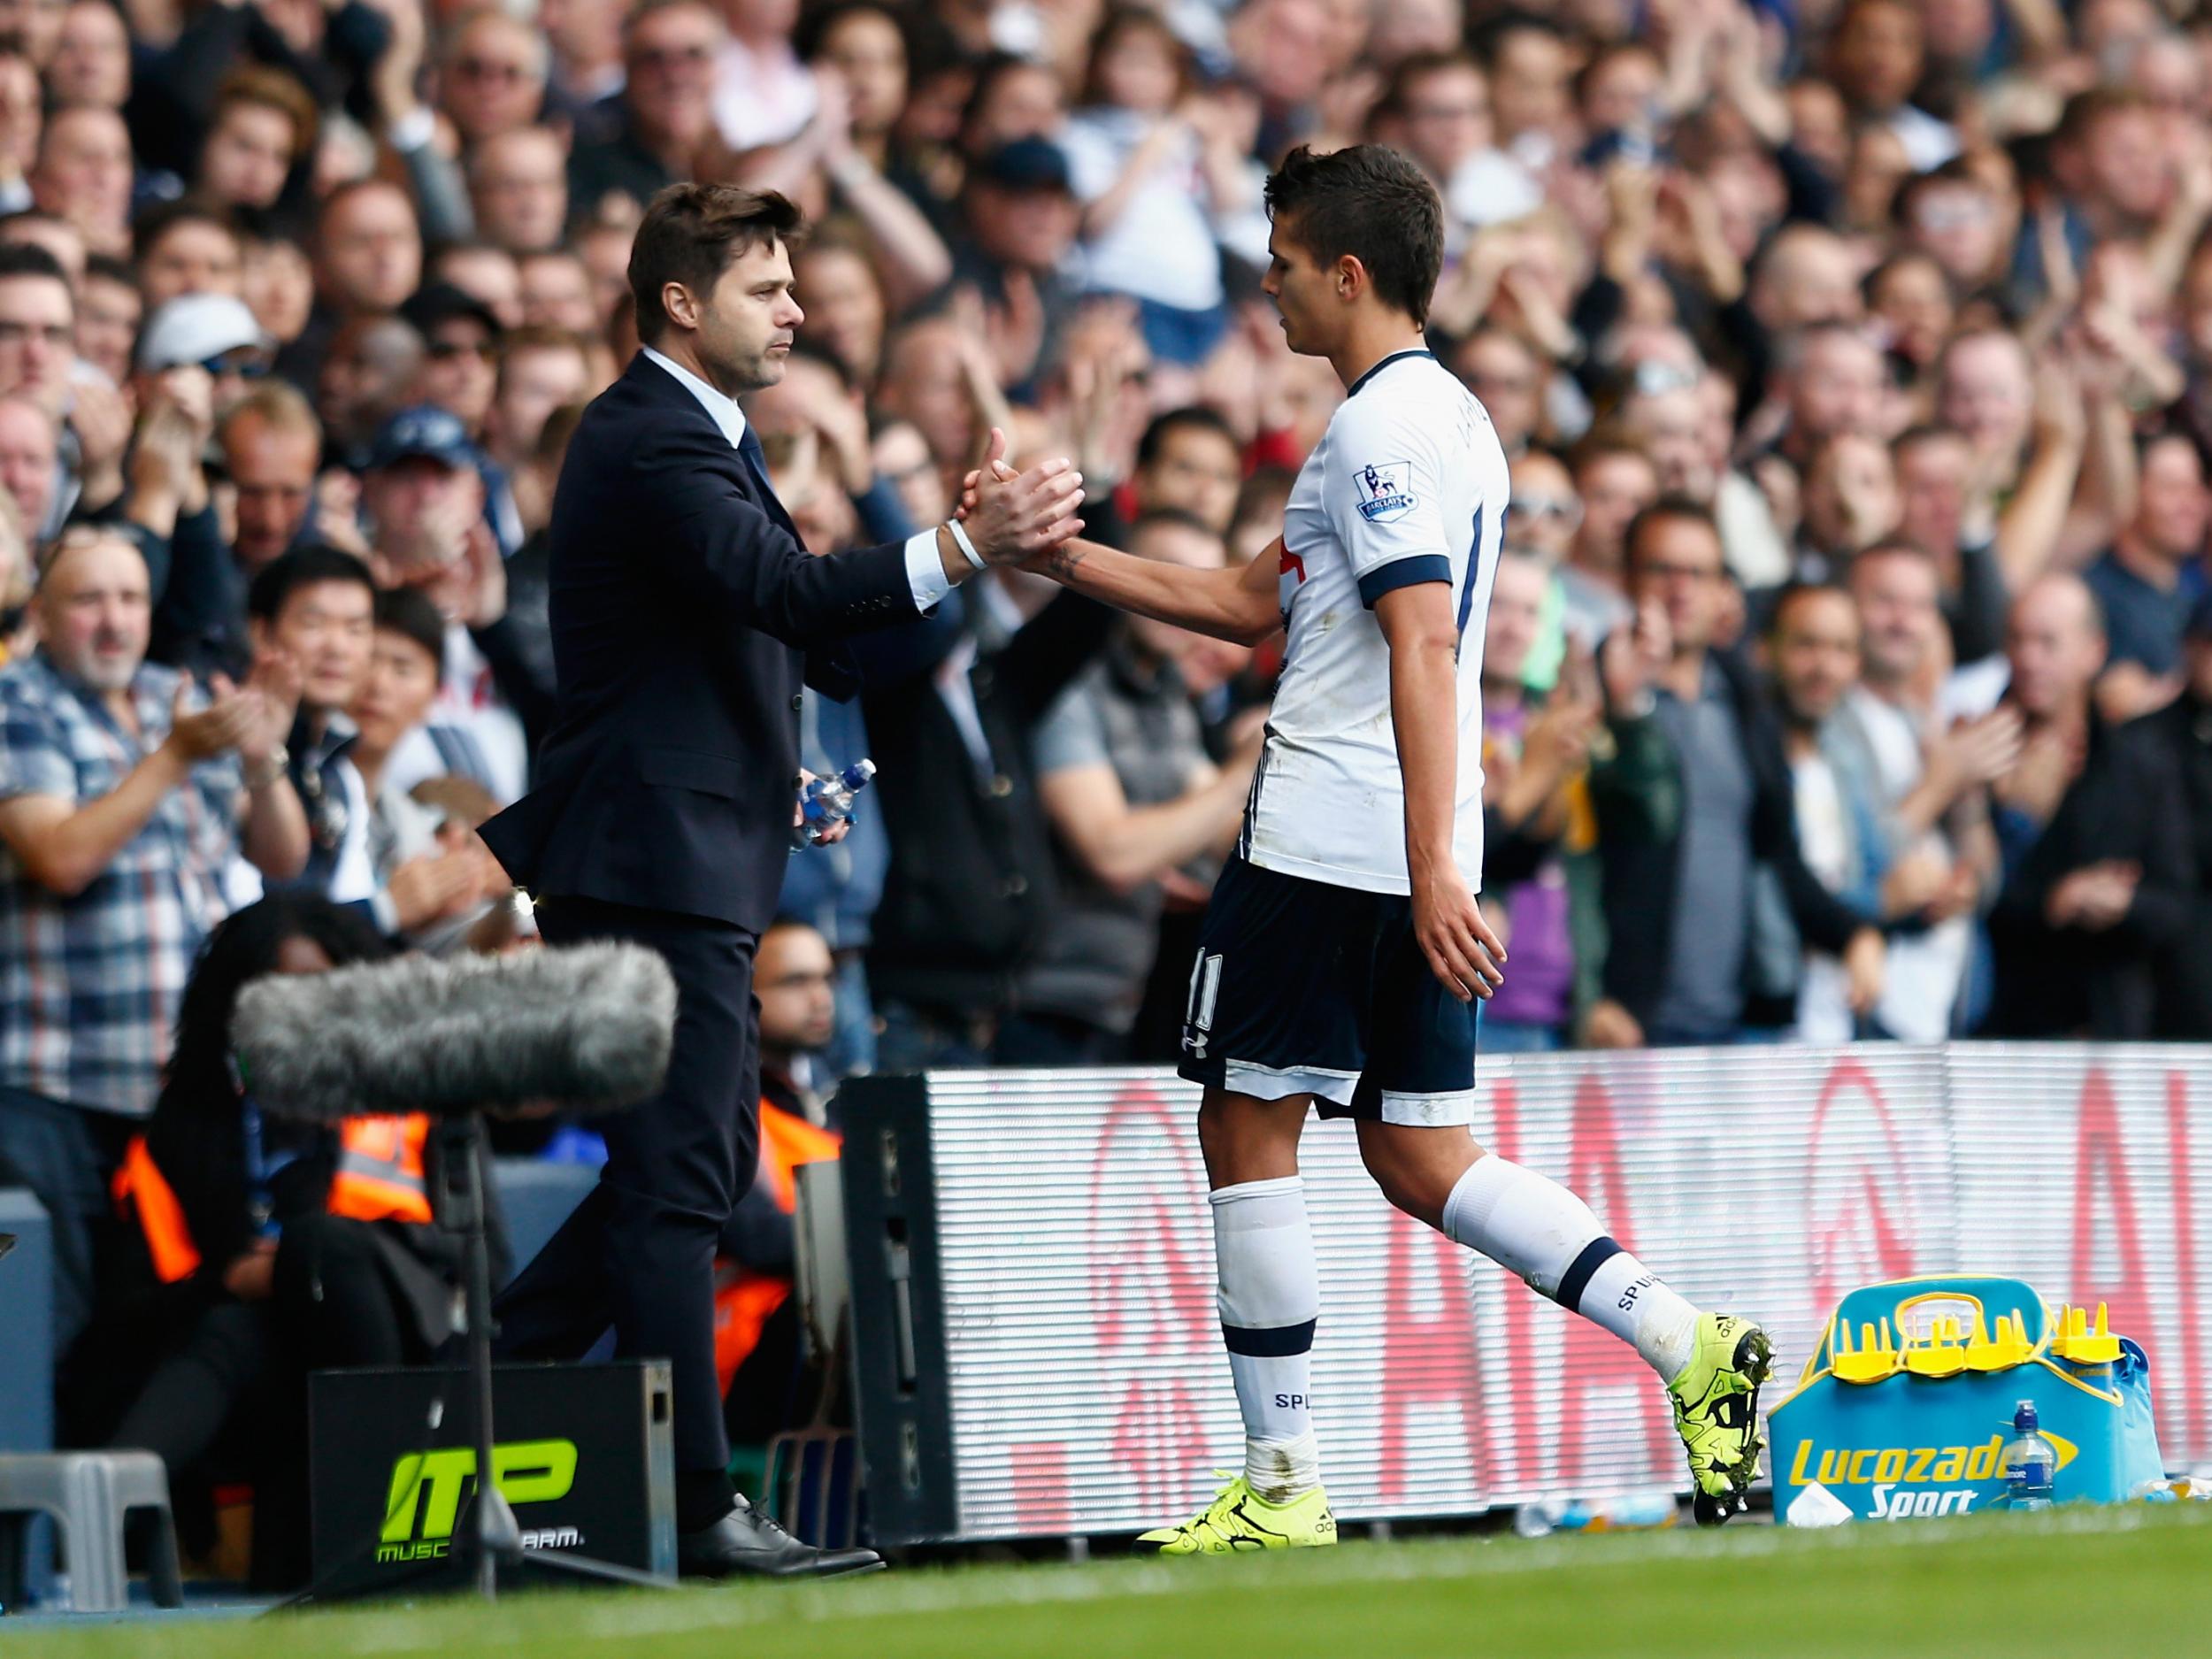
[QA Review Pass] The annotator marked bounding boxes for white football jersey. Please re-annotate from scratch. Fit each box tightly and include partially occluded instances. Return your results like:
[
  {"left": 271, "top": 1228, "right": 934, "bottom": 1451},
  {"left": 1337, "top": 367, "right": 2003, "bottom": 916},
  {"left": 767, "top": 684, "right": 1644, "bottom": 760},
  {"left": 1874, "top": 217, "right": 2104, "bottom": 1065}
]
[{"left": 1241, "top": 349, "right": 1509, "bottom": 896}]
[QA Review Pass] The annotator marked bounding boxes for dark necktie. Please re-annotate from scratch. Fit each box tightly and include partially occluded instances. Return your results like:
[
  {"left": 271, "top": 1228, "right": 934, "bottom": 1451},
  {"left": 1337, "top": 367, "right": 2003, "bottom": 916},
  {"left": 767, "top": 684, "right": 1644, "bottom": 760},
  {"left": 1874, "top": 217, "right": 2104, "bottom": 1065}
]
[{"left": 733, "top": 423, "right": 796, "bottom": 536}]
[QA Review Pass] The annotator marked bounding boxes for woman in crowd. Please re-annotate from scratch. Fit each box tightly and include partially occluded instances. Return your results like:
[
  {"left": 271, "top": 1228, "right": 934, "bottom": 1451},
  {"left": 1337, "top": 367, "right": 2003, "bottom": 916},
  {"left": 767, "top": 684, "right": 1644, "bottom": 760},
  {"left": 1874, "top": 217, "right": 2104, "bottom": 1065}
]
[{"left": 79, "top": 896, "right": 492, "bottom": 1587}]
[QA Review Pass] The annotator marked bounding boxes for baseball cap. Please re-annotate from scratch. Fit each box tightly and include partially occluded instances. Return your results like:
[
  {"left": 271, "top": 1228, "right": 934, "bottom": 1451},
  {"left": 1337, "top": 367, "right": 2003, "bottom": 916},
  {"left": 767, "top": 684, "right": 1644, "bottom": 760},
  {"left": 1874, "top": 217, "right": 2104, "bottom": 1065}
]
[
  {"left": 971, "top": 136, "right": 1072, "bottom": 194},
  {"left": 368, "top": 404, "right": 480, "bottom": 472},
  {"left": 136, "top": 293, "right": 272, "bottom": 373}
]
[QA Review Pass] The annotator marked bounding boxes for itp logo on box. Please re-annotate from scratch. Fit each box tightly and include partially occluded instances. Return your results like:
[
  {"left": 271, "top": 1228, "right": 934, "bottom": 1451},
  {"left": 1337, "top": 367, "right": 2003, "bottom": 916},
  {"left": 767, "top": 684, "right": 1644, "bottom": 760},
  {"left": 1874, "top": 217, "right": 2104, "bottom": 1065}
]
[{"left": 376, "top": 1438, "right": 581, "bottom": 1563}]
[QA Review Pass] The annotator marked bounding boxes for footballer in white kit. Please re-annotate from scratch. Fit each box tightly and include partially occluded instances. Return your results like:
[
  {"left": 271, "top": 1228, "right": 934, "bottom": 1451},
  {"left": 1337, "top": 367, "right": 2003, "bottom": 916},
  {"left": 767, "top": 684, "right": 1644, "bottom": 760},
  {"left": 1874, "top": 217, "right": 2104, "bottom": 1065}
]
[
  {"left": 1011, "top": 143, "right": 1774, "bottom": 1554},
  {"left": 1192, "top": 345, "right": 1506, "bottom": 1123}
]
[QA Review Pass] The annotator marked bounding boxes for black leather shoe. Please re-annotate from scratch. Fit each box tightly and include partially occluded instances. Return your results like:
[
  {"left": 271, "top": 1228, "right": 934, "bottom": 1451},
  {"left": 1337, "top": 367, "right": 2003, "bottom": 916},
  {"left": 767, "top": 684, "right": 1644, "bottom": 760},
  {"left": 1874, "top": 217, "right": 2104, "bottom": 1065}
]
[{"left": 676, "top": 1496, "right": 884, "bottom": 1579}]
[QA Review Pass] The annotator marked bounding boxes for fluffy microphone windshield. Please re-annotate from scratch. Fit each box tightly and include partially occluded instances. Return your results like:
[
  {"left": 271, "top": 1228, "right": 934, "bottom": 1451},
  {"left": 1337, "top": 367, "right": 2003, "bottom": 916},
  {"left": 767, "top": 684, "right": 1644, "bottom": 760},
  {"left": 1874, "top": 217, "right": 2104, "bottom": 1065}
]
[{"left": 230, "top": 942, "right": 677, "bottom": 1123}]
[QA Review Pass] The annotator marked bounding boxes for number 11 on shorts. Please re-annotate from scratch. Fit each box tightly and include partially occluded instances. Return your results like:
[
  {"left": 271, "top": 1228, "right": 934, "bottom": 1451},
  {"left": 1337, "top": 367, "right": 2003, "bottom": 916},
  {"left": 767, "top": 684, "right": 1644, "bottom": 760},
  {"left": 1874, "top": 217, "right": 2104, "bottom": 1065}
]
[{"left": 1184, "top": 952, "right": 1224, "bottom": 1059}]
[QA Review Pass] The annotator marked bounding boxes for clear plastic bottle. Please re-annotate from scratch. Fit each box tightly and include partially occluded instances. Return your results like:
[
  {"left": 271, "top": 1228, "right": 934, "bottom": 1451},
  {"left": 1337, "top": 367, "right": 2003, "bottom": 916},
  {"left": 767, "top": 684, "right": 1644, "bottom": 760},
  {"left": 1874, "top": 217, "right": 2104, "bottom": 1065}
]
[
  {"left": 794, "top": 759, "right": 877, "bottom": 847},
  {"left": 2001, "top": 1400, "right": 2057, "bottom": 1510},
  {"left": 1513, "top": 1489, "right": 1678, "bottom": 1536}
]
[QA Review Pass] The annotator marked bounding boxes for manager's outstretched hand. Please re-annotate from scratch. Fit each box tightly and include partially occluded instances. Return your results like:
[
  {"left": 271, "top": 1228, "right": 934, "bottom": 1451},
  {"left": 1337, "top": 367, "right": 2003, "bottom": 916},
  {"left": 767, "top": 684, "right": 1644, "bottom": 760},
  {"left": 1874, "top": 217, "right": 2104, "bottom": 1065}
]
[{"left": 960, "top": 427, "right": 1086, "bottom": 562}]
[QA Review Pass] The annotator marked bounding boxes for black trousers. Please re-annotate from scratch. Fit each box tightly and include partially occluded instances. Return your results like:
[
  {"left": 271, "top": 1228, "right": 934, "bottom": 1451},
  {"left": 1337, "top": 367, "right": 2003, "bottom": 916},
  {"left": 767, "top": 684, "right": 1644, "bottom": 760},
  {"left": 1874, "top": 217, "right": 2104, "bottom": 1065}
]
[
  {"left": 106, "top": 1214, "right": 426, "bottom": 1590},
  {"left": 494, "top": 897, "right": 761, "bottom": 1512}
]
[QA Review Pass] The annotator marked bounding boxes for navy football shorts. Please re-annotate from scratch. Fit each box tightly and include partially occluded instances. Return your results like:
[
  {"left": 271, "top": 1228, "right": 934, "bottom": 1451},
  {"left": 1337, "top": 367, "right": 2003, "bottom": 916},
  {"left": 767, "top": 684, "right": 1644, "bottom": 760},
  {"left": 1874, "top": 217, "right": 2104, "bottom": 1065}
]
[{"left": 1176, "top": 854, "right": 1480, "bottom": 1125}]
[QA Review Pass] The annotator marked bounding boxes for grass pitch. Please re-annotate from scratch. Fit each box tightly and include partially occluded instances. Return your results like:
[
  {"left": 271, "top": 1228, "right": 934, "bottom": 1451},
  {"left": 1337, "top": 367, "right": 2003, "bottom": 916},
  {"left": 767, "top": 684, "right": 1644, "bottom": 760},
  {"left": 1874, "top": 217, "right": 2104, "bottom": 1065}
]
[{"left": 12, "top": 1503, "right": 2212, "bottom": 1659}]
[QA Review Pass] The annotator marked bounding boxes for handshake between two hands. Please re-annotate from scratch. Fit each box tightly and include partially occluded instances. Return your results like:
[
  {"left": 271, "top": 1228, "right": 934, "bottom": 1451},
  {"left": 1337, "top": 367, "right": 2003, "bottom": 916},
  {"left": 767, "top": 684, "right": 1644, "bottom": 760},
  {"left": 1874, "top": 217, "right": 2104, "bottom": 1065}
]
[{"left": 949, "top": 426, "right": 1087, "bottom": 571}]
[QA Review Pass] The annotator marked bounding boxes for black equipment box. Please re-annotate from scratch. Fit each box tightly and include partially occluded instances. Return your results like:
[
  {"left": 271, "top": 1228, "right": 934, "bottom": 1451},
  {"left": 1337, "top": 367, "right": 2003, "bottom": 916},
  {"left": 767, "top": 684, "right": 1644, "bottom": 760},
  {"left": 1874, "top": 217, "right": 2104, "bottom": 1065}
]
[{"left": 310, "top": 1360, "right": 676, "bottom": 1594}]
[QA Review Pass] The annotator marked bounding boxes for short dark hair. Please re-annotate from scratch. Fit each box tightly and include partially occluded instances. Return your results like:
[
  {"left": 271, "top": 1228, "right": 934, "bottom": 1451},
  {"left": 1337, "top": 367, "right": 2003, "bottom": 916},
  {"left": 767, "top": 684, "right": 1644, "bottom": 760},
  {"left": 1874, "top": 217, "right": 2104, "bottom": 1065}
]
[
  {"left": 1263, "top": 144, "right": 1444, "bottom": 327},
  {"left": 1862, "top": 248, "right": 1944, "bottom": 303},
  {"left": 628, "top": 182, "right": 801, "bottom": 345},
  {"left": 793, "top": 0, "right": 906, "bottom": 64},
  {"left": 1889, "top": 157, "right": 1988, "bottom": 228},
  {"left": 2134, "top": 422, "right": 2210, "bottom": 476},
  {"left": 1377, "top": 50, "right": 1480, "bottom": 124},
  {"left": 1624, "top": 494, "right": 1721, "bottom": 568},
  {"left": 246, "top": 544, "right": 374, "bottom": 622},
  {"left": 1136, "top": 405, "right": 1238, "bottom": 469},
  {"left": 373, "top": 583, "right": 447, "bottom": 685},
  {"left": 0, "top": 242, "right": 66, "bottom": 286},
  {"left": 82, "top": 251, "right": 134, "bottom": 290},
  {"left": 623, "top": 0, "right": 716, "bottom": 50},
  {"left": 1767, "top": 580, "right": 1854, "bottom": 635},
  {"left": 319, "top": 176, "right": 411, "bottom": 226},
  {"left": 2055, "top": 86, "right": 2150, "bottom": 151},
  {"left": 133, "top": 199, "right": 242, "bottom": 267}
]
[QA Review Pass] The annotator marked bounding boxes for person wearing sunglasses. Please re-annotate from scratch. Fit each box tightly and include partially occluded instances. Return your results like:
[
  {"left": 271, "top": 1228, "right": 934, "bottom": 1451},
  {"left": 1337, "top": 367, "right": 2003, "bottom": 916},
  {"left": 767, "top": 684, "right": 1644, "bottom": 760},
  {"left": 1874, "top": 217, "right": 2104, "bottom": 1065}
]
[{"left": 436, "top": 7, "right": 549, "bottom": 150}]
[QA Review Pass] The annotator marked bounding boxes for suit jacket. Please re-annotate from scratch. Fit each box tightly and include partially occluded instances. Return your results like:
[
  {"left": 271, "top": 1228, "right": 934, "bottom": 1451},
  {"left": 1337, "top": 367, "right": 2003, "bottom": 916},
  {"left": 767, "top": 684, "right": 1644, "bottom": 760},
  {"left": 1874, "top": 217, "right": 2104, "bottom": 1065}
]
[{"left": 480, "top": 353, "right": 923, "bottom": 933}]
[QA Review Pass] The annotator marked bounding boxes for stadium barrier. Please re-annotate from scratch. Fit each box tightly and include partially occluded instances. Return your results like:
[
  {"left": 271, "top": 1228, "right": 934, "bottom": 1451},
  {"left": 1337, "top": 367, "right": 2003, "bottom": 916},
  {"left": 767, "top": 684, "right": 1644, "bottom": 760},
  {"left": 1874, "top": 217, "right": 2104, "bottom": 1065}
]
[{"left": 840, "top": 1042, "right": 2212, "bottom": 1545}]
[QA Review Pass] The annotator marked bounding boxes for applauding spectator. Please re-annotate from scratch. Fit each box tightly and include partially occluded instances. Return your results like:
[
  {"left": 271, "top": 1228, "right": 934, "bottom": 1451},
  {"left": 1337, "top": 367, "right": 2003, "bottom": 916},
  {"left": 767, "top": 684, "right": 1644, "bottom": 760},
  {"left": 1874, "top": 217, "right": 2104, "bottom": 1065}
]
[
  {"left": 1982, "top": 574, "right": 2192, "bottom": 1038},
  {"left": 0, "top": 527, "right": 304, "bottom": 1353},
  {"left": 1010, "top": 511, "right": 1259, "bottom": 1064},
  {"left": 1586, "top": 500, "right": 1881, "bottom": 1047}
]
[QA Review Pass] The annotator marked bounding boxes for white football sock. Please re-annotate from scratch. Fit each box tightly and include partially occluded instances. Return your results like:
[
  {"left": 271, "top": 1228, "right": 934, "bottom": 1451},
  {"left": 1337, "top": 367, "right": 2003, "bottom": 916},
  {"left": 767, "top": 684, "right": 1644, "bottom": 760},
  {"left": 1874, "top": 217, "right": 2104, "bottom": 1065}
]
[
  {"left": 1441, "top": 1155, "right": 1699, "bottom": 1381},
  {"left": 1211, "top": 1175, "right": 1322, "bottom": 1502}
]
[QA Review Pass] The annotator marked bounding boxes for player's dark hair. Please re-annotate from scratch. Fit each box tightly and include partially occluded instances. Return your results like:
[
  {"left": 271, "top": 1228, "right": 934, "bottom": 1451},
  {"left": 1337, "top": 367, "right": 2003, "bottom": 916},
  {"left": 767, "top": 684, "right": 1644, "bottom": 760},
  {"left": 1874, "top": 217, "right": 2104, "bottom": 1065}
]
[
  {"left": 1263, "top": 144, "right": 1444, "bottom": 328},
  {"left": 1623, "top": 494, "right": 1720, "bottom": 570},
  {"left": 373, "top": 583, "right": 448, "bottom": 687},
  {"left": 1136, "top": 405, "right": 1238, "bottom": 469},
  {"left": 246, "top": 544, "right": 375, "bottom": 622},
  {"left": 629, "top": 183, "right": 803, "bottom": 345}
]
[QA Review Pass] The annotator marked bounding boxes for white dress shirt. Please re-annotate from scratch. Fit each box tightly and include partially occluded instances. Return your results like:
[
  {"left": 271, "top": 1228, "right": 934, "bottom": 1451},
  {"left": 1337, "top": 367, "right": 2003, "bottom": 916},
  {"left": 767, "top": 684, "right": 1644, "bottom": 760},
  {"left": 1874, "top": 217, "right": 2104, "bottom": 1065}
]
[{"left": 640, "top": 345, "right": 952, "bottom": 611}]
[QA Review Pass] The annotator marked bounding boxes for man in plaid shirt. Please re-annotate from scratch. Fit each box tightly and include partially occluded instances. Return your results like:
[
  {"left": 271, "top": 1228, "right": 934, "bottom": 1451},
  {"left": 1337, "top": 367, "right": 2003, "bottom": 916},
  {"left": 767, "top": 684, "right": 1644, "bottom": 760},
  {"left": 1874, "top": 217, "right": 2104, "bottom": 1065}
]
[{"left": 0, "top": 529, "right": 308, "bottom": 1354}]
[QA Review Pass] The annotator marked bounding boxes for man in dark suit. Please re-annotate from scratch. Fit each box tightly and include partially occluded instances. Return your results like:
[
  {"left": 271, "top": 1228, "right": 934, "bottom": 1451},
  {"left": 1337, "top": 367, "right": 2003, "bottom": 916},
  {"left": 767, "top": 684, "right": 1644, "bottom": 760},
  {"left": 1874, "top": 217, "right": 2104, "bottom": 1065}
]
[{"left": 480, "top": 181, "right": 1083, "bottom": 1578}]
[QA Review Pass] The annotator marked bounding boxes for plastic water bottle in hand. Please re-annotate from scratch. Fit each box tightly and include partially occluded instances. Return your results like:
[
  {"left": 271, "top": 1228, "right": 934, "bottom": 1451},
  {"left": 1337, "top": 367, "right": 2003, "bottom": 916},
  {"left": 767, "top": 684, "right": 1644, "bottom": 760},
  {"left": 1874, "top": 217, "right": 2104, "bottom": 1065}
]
[
  {"left": 795, "top": 760, "right": 877, "bottom": 848},
  {"left": 2001, "top": 1400, "right": 2056, "bottom": 1510}
]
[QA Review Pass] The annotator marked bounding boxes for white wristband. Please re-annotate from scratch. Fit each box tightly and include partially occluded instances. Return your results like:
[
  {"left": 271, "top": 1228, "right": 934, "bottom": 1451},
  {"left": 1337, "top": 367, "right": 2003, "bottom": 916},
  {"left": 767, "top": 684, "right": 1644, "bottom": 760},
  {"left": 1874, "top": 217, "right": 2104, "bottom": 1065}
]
[{"left": 947, "top": 518, "right": 987, "bottom": 571}]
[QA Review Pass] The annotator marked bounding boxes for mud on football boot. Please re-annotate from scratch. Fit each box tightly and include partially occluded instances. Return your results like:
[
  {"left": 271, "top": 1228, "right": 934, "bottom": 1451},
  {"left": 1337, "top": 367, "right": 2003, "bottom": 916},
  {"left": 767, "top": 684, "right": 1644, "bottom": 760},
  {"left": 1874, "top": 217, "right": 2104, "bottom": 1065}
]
[
  {"left": 1666, "top": 1313, "right": 1773, "bottom": 1526},
  {"left": 1133, "top": 1474, "right": 1337, "bottom": 1555}
]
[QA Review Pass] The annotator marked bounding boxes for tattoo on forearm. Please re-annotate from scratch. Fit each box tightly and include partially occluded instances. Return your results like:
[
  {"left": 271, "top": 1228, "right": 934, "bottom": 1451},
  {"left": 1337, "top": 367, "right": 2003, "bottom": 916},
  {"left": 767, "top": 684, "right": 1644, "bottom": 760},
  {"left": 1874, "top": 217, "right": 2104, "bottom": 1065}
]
[{"left": 1041, "top": 543, "right": 1087, "bottom": 580}]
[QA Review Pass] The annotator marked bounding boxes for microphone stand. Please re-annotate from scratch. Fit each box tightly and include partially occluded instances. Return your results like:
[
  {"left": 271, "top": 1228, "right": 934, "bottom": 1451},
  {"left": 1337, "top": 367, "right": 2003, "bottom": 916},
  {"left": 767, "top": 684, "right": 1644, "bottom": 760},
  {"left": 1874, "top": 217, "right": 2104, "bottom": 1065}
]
[
  {"left": 286, "top": 1118, "right": 671, "bottom": 1605},
  {"left": 438, "top": 1115, "right": 670, "bottom": 1601}
]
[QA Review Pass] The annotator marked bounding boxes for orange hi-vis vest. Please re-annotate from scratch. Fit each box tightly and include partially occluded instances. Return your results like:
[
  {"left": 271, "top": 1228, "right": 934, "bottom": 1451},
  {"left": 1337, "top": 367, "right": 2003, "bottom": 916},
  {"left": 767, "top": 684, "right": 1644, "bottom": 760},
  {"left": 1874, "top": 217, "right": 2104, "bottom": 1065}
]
[
  {"left": 326, "top": 1115, "right": 435, "bottom": 1225},
  {"left": 713, "top": 1101, "right": 841, "bottom": 1392},
  {"left": 113, "top": 1114, "right": 435, "bottom": 1286}
]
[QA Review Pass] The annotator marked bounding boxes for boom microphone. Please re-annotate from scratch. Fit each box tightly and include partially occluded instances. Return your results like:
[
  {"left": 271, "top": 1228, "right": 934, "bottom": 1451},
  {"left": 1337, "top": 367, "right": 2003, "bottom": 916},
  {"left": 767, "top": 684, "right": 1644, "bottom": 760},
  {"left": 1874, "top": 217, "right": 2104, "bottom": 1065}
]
[{"left": 230, "top": 942, "right": 678, "bottom": 1123}]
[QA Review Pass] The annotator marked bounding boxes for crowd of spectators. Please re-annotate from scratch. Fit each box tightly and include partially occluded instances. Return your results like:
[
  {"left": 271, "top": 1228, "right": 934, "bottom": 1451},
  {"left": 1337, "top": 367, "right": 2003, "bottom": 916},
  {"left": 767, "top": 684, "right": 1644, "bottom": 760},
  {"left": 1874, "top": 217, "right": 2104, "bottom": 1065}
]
[{"left": 3, "top": 0, "right": 2212, "bottom": 1576}]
